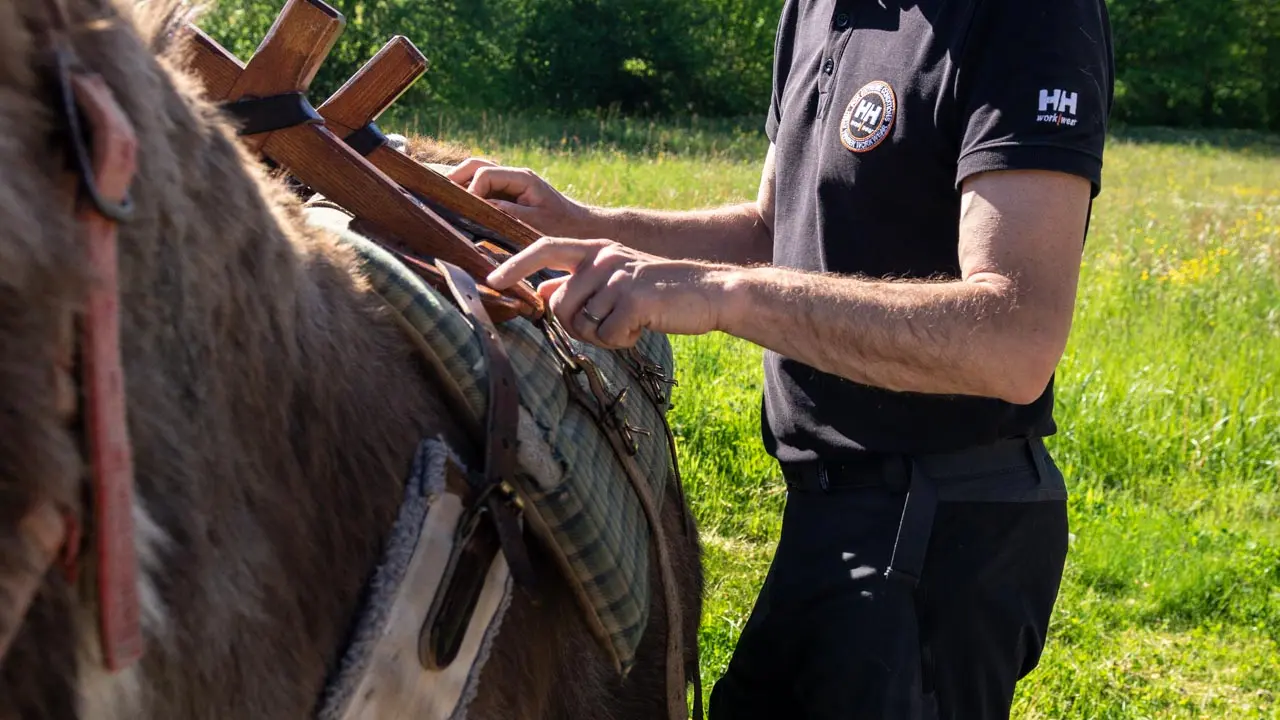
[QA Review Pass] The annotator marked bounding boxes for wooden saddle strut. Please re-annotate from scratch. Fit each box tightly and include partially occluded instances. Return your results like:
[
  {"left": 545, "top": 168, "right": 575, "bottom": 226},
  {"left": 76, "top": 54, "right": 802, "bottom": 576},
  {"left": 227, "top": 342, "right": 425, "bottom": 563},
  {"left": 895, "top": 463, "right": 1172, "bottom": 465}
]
[
  {"left": 179, "top": 0, "right": 542, "bottom": 322},
  {"left": 177, "top": 3, "right": 699, "bottom": 720}
]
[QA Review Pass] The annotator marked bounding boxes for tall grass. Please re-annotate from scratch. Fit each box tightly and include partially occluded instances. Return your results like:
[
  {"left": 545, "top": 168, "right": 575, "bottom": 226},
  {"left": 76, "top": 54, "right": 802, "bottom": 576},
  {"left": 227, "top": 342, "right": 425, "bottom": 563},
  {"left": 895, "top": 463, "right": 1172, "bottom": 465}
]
[{"left": 391, "top": 114, "right": 1280, "bottom": 717}]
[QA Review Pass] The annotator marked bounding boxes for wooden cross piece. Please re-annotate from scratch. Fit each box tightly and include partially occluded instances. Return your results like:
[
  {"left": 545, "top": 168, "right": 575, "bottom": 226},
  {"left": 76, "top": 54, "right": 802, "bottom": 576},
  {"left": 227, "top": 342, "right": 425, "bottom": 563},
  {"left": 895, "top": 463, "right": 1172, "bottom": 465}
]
[
  {"left": 177, "top": 0, "right": 543, "bottom": 320},
  {"left": 315, "top": 43, "right": 543, "bottom": 254}
]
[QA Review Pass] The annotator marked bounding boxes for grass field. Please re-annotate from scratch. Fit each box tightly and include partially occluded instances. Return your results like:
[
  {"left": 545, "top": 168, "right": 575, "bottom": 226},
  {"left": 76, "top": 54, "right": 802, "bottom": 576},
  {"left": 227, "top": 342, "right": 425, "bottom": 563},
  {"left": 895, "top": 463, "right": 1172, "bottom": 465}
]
[{"left": 393, "top": 112, "right": 1280, "bottom": 717}]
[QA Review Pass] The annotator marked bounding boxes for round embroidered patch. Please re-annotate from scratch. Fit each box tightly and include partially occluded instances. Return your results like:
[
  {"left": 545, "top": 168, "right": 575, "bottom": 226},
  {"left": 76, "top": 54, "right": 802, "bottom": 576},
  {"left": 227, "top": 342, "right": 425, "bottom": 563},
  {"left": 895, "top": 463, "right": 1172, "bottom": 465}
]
[{"left": 839, "top": 80, "right": 897, "bottom": 153}]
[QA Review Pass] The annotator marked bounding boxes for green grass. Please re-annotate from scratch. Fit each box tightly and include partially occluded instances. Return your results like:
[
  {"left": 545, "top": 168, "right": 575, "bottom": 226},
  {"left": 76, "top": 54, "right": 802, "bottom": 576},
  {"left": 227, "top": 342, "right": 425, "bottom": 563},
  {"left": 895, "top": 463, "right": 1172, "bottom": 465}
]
[{"left": 390, "top": 113, "right": 1280, "bottom": 717}]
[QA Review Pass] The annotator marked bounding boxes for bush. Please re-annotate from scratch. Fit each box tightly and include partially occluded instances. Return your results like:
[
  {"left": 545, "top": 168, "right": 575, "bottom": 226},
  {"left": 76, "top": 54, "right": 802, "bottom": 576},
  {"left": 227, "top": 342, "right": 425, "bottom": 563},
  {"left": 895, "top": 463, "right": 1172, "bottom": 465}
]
[{"left": 196, "top": 0, "right": 1280, "bottom": 131}]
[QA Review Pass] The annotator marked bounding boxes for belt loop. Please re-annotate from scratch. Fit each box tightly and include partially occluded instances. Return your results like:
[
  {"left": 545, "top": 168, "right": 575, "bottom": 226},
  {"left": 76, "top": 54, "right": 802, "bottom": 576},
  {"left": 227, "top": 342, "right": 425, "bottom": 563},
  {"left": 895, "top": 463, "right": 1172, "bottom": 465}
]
[
  {"left": 883, "top": 459, "right": 938, "bottom": 588},
  {"left": 1027, "top": 437, "right": 1049, "bottom": 485},
  {"left": 818, "top": 464, "right": 831, "bottom": 493}
]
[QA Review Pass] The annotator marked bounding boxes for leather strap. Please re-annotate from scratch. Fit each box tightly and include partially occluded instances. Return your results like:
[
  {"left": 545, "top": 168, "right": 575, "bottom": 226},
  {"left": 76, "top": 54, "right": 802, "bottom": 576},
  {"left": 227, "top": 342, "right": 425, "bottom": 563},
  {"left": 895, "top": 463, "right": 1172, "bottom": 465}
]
[
  {"left": 561, "top": 351, "right": 689, "bottom": 720},
  {"left": 381, "top": 241, "right": 524, "bottom": 325},
  {"left": 342, "top": 122, "right": 388, "bottom": 156},
  {"left": 36, "top": 15, "right": 144, "bottom": 672},
  {"left": 620, "top": 348, "right": 697, "bottom": 540},
  {"left": 419, "top": 459, "right": 504, "bottom": 670},
  {"left": 69, "top": 70, "right": 144, "bottom": 673},
  {"left": 220, "top": 92, "right": 323, "bottom": 136},
  {"left": 884, "top": 461, "right": 938, "bottom": 587},
  {"left": 619, "top": 347, "right": 703, "bottom": 718},
  {"left": 435, "top": 260, "right": 536, "bottom": 590}
]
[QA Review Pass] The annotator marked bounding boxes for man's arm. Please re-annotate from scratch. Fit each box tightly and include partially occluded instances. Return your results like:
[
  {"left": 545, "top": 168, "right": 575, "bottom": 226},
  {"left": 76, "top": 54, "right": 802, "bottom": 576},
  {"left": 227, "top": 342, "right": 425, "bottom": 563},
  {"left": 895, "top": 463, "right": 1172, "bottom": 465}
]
[
  {"left": 487, "top": 168, "right": 1089, "bottom": 405},
  {"left": 448, "top": 146, "right": 776, "bottom": 265},
  {"left": 717, "top": 169, "right": 1088, "bottom": 404}
]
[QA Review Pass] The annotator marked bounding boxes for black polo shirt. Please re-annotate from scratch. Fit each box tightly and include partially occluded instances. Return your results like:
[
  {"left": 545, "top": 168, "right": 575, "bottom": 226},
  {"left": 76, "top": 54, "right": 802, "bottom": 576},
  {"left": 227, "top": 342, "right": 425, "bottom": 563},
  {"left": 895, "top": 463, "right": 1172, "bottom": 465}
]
[{"left": 762, "top": 0, "right": 1114, "bottom": 464}]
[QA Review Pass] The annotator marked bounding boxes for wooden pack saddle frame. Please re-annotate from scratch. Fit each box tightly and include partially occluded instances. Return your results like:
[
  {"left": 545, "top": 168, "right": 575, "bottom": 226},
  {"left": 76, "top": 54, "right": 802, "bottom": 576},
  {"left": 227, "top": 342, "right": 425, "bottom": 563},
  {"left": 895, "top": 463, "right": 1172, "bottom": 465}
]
[{"left": 172, "top": 3, "right": 701, "bottom": 719}]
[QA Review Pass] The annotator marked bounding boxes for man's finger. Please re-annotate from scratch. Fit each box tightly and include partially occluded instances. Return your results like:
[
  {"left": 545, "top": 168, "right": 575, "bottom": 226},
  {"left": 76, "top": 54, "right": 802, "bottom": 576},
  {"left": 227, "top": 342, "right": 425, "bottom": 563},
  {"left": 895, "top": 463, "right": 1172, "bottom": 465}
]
[
  {"left": 555, "top": 258, "right": 616, "bottom": 324},
  {"left": 595, "top": 295, "right": 643, "bottom": 350},
  {"left": 535, "top": 274, "right": 569, "bottom": 304},
  {"left": 487, "top": 238, "right": 604, "bottom": 289},
  {"left": 570, "top": 282, "right": 621, "bottom": 346},
  {"left": 469, "top": 167, "right": 541, "bottom": 202},
  {"left": 488, "top": 197, "right": 538, "bottom": 223},
  {"left": 447, "top": 158, "right": 497, "bottom": 186}
]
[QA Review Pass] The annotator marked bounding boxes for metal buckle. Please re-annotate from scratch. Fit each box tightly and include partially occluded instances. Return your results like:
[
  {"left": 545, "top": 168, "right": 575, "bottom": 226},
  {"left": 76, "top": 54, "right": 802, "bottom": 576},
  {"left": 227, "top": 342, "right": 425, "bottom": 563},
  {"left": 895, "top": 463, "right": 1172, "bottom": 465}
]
[
  {"left": 540, "top": 313, "right": 582, "bottom": 373},
  {"left": 51, "top": 46, "right": 135, "bottom": 223}
]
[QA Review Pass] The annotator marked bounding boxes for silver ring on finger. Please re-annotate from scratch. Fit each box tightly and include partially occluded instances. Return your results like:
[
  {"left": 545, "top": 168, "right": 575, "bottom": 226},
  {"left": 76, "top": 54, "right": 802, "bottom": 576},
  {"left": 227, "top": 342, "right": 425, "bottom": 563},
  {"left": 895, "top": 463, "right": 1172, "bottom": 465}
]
[{"left": 580, "top": 306, "right": 605, "bottom": 325}]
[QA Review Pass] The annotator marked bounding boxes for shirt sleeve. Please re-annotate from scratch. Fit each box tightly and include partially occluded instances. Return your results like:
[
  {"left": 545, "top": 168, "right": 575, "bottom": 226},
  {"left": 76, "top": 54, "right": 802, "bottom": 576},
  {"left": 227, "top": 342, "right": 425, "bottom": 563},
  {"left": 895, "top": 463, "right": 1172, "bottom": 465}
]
[
  {"left": 765, "top": 0, "right": 800, "bottom": 144},
  {"left": 955, "top": 0, "right": 1115, "bottom": 196}
]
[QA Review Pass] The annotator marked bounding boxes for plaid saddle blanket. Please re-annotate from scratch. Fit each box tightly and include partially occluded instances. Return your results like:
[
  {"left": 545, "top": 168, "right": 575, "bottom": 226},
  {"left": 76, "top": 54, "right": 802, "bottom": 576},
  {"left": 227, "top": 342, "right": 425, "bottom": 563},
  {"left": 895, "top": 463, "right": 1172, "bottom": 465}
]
[{"left": 304, "top": 204, "right": 677, "bottom": 674}]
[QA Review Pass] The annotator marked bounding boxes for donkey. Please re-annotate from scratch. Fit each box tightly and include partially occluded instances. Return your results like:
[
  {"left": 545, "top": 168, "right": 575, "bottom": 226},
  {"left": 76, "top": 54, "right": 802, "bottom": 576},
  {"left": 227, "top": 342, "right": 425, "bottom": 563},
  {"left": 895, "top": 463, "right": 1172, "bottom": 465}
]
[{"left": 0, "top": 0, "right": 702, "bottom": 717}]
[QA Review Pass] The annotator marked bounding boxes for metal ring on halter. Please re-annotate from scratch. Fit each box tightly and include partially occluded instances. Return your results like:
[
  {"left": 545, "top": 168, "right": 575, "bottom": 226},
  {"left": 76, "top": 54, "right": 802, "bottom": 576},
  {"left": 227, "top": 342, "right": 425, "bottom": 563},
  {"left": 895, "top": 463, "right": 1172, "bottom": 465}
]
[{"left": 580, "top": 306, "right": 605, "bottom": 324}]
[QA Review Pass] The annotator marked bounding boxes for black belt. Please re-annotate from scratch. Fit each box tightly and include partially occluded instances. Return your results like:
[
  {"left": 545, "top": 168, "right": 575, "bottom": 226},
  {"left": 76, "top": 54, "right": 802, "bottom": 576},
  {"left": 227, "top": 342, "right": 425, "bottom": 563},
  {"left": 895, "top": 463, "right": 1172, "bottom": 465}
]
[{"left": 780, "top": 437, "right": 1048, "bottom": 587}]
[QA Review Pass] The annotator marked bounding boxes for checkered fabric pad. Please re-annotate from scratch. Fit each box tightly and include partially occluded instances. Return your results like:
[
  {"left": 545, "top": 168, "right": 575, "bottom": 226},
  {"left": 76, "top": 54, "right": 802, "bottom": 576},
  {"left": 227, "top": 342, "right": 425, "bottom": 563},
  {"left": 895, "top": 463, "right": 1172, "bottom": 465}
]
[{"left": 306, "top": 206, "right": 676, "bottom": 674}]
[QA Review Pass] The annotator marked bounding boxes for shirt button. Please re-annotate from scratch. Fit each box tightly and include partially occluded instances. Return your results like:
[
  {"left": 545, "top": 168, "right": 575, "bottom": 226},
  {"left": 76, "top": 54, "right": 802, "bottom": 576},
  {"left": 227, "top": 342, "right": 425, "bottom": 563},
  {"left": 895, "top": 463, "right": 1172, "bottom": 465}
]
[
  {"left": 823, "top": 58, "right": 835, "bottom": 75},
  {"left": 834, "top": 12, "right": 850, "bottom": 29}
]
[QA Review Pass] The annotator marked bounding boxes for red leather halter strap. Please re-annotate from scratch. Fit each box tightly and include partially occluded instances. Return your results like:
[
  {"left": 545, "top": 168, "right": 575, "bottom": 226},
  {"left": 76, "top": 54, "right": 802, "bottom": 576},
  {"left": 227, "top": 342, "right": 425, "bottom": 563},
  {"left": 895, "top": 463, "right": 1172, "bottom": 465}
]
[
  {"left": 37, "top": 0, "right": 144, "bottom": 671},
  {"left": 70, "top": 71, "right": 143, "bottom": 671}
]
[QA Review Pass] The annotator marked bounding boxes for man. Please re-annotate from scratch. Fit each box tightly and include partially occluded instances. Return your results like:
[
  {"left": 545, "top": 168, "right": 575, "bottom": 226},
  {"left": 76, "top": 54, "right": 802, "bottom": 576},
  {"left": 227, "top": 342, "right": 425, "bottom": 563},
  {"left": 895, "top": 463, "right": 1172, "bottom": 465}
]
[{"left": 453, "top": 0, "right": 1114, "bottom": 716}]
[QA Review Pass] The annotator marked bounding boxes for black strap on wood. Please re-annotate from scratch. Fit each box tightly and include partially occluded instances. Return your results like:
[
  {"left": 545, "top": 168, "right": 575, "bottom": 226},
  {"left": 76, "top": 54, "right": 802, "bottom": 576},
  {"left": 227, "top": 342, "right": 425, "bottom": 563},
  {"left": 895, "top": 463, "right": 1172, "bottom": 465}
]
[
  {"left": 220, "top": 92, "right": 323, "bottom": 136},
  {"left": 342, "top": 122, "right": 388, "bottom": 156}
]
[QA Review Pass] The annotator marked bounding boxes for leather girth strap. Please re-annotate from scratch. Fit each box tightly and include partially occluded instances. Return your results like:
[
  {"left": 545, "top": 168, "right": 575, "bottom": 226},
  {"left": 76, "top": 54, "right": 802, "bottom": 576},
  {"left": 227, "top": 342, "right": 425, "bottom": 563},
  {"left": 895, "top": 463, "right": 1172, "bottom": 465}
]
[
  {"left": 435, "top": 260, "right": 534, "bottom": 586},
  {"left": 561, "top": 352, "right": 691, "bottom": 720},
  {"left": 417, "top": 260, "right": 536, "bottom": 671},
  {"left": 620, "top": 353, "right": 703, "bottom": 720}
]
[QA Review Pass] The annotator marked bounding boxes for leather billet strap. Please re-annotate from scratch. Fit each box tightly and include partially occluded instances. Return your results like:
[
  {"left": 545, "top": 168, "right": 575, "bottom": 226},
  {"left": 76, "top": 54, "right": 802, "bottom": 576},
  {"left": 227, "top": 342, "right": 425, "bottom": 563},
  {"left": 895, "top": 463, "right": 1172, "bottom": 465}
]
[
  {"left": 377, "top": 239, "right": 525, "bottom": 325},
  {"left": 435, "top": 260, "right": 536, "bottom": 590},
  {"left": 71, "top": 71, "right": 144, "bottom": 673}
]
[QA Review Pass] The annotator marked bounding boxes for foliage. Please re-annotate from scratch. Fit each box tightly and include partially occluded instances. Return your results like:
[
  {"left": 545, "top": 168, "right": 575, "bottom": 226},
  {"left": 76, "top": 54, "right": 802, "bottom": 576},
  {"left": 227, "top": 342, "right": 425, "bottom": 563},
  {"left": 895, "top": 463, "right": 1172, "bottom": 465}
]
[
  {"left": 1109, "top": 0, "right": 1280, "bottom": 130},
  {"left": 195, "top": 0, "right": 1280, "bottom": 129},
  {"left": 195, "top": 0, "right": 780, "bottom": 117},
  {"left": 388, "top": 114, "right": 1280, "bottom": 716},
  {"left": 196, "top": 0, "right": 1279, "bottom": 130}
]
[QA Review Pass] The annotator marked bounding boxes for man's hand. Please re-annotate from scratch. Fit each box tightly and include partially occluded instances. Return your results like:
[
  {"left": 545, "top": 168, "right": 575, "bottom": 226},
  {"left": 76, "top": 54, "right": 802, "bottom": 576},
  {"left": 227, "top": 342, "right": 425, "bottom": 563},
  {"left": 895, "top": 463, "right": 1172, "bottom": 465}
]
[
  {"left": 486, "top": 238, "right": 730, "bottom": 349},
  {"left": 449, "top": 147, "right": 778, "bottom": 264},
  {"left": 449, "top": 159, "right": 589, "bottom": 238}
]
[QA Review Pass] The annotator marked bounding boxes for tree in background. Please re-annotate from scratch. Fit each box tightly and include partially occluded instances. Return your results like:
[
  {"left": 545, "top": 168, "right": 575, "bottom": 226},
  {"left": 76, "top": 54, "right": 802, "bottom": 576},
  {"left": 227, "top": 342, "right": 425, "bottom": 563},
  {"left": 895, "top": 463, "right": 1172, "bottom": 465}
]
[
  {"left": 197, "top": 0, "right": 1278, "bottom": 131},
  {"left": 195, "top": 0, "right": 785, "bottom": 118},
  {"left": 1109, "top": 0, "right": 1279, "bottom": 130}
]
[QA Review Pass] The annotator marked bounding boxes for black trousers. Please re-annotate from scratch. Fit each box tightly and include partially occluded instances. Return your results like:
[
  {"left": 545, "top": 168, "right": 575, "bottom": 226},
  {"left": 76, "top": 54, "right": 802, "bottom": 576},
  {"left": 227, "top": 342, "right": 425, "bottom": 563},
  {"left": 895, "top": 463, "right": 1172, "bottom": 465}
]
[{"left": 707, "top": 445, "right": 1069, "bottom": 719}]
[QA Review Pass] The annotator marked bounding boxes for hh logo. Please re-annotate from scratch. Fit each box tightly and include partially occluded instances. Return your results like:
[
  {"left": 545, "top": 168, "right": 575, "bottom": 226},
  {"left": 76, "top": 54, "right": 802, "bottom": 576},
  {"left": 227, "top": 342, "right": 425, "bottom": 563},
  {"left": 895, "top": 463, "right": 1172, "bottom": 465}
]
[
  {"left": 1036, "top": 88, "right": 1079, "bottom": 127},
  {"left": 853, "top": 99, "right": 882, "bottom": 127},
  {"left": 840, "top": 80, "right": 897, "bottom": 153}
]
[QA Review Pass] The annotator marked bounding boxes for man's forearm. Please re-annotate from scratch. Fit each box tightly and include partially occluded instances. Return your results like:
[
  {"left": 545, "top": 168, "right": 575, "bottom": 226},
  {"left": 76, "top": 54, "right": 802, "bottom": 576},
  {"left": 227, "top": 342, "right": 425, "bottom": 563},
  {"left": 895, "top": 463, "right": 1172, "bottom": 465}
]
[
  {"left": 569, "top": 202, "right": 773, "bottom": 265},
  {"left": 715, "top": 266, "right": 1067, "bottom": 404}
]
